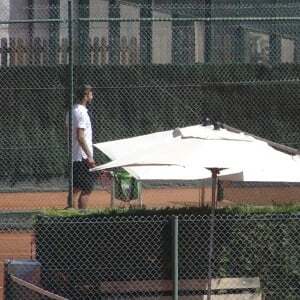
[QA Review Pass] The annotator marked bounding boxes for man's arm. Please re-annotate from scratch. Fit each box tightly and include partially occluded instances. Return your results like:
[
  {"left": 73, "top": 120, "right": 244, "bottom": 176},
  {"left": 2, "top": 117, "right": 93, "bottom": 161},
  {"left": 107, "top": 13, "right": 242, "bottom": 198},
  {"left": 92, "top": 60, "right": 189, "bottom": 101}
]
[{"left": 77, "top": 128, "right": 95, "bottom": 168}]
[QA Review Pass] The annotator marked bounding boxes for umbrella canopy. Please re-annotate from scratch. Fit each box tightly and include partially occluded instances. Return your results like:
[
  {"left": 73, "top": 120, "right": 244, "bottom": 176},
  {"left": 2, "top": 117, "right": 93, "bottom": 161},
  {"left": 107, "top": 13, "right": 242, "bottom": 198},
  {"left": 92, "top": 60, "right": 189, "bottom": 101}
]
[
  {"left": 92, "top": 124, "right": 251, "bottom": 179},
  {"left": 92, "top": 123, "right": 300, "bottom": 211},
  {"left": 92, "top": 124, "right": 300, "bottom": 182}
]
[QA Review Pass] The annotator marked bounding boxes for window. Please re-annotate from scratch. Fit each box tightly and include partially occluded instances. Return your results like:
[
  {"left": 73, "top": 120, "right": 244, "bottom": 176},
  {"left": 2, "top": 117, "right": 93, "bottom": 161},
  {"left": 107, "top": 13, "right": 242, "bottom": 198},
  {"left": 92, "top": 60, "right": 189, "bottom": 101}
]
[
  {"left": 247, "top": 30, "right": 270, "bottom": 64},
  {"left": 281, "top": 37, "right": 295, "bottom": 63}
]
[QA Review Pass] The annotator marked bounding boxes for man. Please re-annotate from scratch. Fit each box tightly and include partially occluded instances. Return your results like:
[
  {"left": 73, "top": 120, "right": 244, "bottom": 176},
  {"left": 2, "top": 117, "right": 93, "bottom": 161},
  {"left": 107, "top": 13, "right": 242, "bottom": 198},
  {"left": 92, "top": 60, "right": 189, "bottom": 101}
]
[{"left": 65, "top": 84, "right": 96, "bottom": 209}]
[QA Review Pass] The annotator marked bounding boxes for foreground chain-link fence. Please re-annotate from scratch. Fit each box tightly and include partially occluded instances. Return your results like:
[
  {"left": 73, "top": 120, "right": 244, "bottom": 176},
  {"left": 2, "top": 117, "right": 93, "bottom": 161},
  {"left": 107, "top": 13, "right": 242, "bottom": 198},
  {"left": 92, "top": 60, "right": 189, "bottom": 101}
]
[
  {"left": 2, "top": 213, "right": 300, "bottom": 300},
  {"left": 1, "top": 1, "right": 300, "bottom": 299}
]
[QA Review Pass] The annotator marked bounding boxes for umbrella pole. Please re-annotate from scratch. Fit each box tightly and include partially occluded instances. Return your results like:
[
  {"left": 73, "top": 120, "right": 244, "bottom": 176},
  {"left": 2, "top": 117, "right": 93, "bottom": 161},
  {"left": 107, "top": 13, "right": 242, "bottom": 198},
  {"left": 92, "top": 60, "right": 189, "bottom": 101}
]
[
  {"left": 211, "top": 169, "right": 218, "bottom": 214},
  {"left": 111, "top": 174, "right": 116, "bottom": 208},
  {"left": 199, "top": 180, "right": 206, "bottom": 207},
  {"left": 207, "top": 168, "right": 219, "bottom": 300},
  {"left": 138, "top": 180, "right": 142, "bottom": 207}
]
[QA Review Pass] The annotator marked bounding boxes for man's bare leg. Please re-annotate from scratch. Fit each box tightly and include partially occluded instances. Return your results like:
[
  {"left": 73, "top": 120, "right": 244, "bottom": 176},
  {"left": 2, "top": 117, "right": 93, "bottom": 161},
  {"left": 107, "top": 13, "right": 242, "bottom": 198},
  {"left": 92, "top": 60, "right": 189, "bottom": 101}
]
[
  {"left": 67, "top": 189, "right": 80, "bottom": 209},
  {"left": 71, "top": 189, "right": 81, "bottom": 209},
  {"left": 78, "top": 190, "right": 91, "bottom": 209}
]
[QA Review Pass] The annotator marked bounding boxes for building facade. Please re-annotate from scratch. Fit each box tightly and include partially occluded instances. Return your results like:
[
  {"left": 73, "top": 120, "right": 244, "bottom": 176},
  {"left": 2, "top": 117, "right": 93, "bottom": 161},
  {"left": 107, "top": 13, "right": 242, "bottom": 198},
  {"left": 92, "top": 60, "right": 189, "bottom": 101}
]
[{"left": 0, "top": 0, "right": 298, "bottom": 66}]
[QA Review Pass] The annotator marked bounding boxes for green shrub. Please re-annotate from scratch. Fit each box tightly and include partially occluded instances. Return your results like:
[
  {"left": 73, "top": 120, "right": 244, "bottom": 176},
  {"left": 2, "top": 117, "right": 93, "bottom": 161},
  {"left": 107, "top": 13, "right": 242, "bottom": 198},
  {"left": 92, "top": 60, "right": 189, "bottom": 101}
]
[{"left": 33, "top": 204, "right": 300, "bottom": 299}]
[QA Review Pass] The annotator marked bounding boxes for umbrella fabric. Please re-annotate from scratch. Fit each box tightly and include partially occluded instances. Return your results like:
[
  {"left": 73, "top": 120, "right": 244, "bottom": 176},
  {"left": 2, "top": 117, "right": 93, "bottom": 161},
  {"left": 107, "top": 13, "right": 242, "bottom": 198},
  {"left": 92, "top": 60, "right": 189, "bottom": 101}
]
[
  {"left": 101, "top": 165, "right": 241, "bottom": 181},
  {"left": 92, "top": 124, "right": 300, "bottom": 182},
  {"left": 94, "top": 128, "right": 175, "bottom": 160},
  {"left": 93, "top": 137, "right": 255, "bottom": 169},
  {"left": 92, "top": 124, "right": 253, "bottom": 178},
  {"left": 93, "top": 124, "right": 253, "bottom": 166}
]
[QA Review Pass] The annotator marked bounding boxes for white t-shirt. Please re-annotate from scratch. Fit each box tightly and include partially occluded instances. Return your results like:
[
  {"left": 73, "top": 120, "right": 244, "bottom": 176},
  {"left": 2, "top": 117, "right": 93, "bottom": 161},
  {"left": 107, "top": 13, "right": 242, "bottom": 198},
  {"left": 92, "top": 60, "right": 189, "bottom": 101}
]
[{"left": 66, "top": 104, "right": 93, "bottom": 162}]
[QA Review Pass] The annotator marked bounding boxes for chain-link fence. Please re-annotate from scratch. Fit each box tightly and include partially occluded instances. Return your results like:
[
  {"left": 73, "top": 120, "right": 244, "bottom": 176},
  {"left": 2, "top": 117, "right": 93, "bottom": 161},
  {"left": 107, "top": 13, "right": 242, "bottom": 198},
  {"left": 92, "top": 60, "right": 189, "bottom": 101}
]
[
  {"left": 0, "top": 1, "right": 300, "bottom": 299},
  {"left": 2, "top": 213, "right": 300, "bottom": 300}
]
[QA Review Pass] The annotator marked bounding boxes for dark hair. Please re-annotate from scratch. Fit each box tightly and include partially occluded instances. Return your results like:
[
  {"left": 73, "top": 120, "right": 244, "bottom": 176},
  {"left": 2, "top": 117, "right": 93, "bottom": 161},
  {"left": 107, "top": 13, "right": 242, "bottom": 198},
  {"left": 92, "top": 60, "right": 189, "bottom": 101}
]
[{"left": 76, "top": 84, "right": 93, "bottom": 101}]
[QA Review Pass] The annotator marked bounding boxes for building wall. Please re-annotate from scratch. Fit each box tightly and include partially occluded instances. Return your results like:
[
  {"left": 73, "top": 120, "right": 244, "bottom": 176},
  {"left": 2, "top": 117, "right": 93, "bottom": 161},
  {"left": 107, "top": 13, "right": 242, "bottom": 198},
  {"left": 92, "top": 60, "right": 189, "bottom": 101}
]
[
  {"left": 0, "top": 0, "right": 9, "bottom": 39},
  {"left": 0, "top": 0, "right": 298, "bottom": 65},
  {"left": 194, "top": 21, "right": 205, "bottom": 63},
  {"left": 8, "top": 0, "right": 29, "bottom": 40},
  {"left": 32, "top": 0, "right": 49, "bottom": 39},
  {"left": 152, "top": 10, "right": 172, "bottom": 64}
]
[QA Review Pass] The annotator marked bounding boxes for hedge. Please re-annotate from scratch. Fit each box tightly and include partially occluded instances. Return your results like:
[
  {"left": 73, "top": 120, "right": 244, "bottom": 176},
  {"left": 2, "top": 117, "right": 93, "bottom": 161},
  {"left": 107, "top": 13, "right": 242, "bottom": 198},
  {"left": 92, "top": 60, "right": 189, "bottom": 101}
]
[
  {"left": 33, "top": 205, "right": 300, "bottom": 299},
  {"left": 1, "top": 64, "right": 300, "bottom": 182}
]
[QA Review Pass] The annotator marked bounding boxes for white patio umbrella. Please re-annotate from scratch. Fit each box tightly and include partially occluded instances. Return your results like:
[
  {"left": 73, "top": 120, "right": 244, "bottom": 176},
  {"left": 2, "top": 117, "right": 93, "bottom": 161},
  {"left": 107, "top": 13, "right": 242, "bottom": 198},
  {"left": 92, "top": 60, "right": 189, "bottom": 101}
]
[
  {"left": 91, "top": 124, "right": 300, "bottom": 210},
  {"left": 92, "top": 125, "right": 250, "bottom": 181},
  {"left": 93, "top": 124, "right": 300, "bottom": 181}
]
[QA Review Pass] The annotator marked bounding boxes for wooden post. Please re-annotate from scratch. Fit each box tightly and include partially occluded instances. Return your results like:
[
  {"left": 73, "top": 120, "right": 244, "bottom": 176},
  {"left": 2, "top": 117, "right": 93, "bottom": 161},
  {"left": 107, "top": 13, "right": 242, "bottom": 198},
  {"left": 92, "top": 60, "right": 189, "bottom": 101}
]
[
  {"left": 129, "top": 37, "right": 138, "bottom": 64},
  {"left": 101, "top": 37, "right": 108, "bottom": 64},
  {"left": 93, "top": 37, "right": 100, "bottom": 64},
  {"left": 10, "top": 38, "right": 16, "bottom": 66},
  {"left": 60, "top": 38, "right": 68, "bottom": 65},
  {"left": 33, "top": 37, "right": 42, "bottom": 65},
  {"left": 42, "top": 39, "right": 49, "bottom": 65},
  {"left": 120, "top": 36, "right": 128, "bottom": 64},
  {"left": 1, "top": 38, "right": 8, "bottom": 67}
]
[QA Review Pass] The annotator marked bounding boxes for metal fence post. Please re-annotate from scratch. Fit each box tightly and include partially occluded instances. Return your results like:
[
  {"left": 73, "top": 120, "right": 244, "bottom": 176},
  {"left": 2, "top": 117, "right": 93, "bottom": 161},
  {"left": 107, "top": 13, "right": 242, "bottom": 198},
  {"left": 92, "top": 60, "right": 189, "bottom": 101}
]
[
  {"left": 109, "top": 0, "right": 120, "bottom": 64},
  {"left": 207, "top": 169, "right": 218, "bottom": 300},
  {"left": 204, "top": 0, "right": 212, "bottom": 62},
  {"left": 49, "top": 0, "right": 60, "bottom": 65},
  {"left": 140, "top": 0, "right": 152, "bottom": 64},
  {"left": 3, "top": 260, "right": 10, "bottom": 299},
  {"left": 67, "top": 0, "right": 74, "bottom": 208},
  {"left": 172, "top": 215, "right": 179, "bottom": 300},
  {"left": 78, "top": 0, "right": 90, "bottom": 64}
]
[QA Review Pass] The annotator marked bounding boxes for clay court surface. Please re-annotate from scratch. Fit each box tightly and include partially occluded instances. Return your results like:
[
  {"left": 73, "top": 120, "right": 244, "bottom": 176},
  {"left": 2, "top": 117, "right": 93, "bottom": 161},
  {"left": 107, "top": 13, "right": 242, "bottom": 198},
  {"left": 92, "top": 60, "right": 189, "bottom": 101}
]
[{"left": 1, "top": 186, "right": 300, "bottom": 299}]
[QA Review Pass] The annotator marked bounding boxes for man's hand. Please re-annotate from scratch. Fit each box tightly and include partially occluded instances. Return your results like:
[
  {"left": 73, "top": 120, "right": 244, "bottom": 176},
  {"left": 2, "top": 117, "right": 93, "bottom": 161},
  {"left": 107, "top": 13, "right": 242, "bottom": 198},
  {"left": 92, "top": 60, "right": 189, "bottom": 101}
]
[{"left": 87, "top": 157, "right": 96, "bottom": 169}]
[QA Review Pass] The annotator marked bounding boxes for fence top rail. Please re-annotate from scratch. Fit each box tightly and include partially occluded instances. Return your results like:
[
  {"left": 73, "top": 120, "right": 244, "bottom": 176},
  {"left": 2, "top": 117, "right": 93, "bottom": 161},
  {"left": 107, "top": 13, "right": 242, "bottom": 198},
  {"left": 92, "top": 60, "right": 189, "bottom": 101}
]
[
  {"left": 1, "top": 16, "right": 299, "bottom": 25},
  {"left": 79, "top": 16, "right": 300, "bottom": 22},
  {"left": 0, "top": 18, "right": 66, "bottom": 25},
  {"left": 0, "top": 16, "right": 300, "bottom": 25}
]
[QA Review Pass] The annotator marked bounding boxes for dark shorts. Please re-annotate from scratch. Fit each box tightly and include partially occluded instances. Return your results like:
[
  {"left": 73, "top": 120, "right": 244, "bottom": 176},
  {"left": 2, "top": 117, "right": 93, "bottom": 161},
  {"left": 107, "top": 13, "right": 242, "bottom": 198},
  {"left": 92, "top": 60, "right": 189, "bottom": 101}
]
[{"left": 73, "top": 160, "right": 95, "bottom": 192}]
